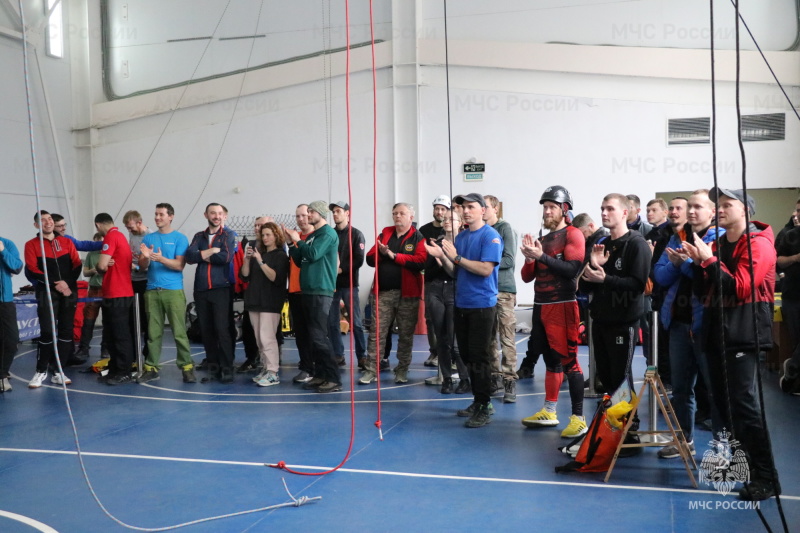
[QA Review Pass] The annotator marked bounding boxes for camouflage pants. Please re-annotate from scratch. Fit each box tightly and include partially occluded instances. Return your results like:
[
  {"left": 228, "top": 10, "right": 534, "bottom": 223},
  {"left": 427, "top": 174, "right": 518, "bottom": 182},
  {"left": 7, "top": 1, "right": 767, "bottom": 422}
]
[
  {"left": 365, "top": 289, "right": 420, "bottom": 373},
  {"left": 491, "top": 291, "right": 518, "bottom": 380}
]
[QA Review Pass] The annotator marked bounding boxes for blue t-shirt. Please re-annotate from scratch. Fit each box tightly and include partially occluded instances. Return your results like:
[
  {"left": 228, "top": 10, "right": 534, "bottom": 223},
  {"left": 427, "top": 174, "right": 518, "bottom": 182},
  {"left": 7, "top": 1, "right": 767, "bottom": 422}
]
[
  {"left": 454, "top": 224, "right": 502, "bottom": 308},
  {"left": 142, "top": 230, "right": 189, "bottom": 290}
]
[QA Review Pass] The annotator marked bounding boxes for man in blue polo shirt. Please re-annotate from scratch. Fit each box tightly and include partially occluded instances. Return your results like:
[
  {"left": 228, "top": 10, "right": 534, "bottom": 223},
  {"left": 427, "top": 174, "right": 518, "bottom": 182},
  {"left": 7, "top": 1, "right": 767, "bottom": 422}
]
[
  {"left": 426, "top": 193, "right": 502, "bottom": 428},
  {"left": 137, "top": 203, "right": 194, "bottom": 384}
]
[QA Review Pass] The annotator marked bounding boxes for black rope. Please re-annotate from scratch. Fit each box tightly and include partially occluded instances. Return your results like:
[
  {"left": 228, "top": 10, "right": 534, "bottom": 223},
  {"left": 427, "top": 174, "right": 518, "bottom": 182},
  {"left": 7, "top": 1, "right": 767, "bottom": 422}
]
[
  {"left": 443, "top": 0, "right": 455, "bottom": 215},
  {"left": 731, "top": 2, "right": 787, "bottom": 530},
  {"left": 729, "top": 0, "right": 800, "bottom": 123}
]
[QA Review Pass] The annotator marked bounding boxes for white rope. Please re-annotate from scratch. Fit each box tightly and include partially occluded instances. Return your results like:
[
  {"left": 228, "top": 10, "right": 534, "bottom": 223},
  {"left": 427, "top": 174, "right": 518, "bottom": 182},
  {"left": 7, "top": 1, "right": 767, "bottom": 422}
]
[{"left": 16, "top": 2, "right": 321, "bottom": 529}]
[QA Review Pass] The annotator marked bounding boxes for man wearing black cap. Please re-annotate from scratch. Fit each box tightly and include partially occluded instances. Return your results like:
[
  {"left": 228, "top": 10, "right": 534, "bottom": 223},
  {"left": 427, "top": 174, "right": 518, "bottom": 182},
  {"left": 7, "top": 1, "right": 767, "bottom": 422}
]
[
  {"left": 682, "top": 187, "right": 780, "bottom": 501},
  {"left": 327, "top": 201, "right": 367, "bottom": 369},
  {"left": 426, "top": 193, "right": 502, "bottom": 428}
]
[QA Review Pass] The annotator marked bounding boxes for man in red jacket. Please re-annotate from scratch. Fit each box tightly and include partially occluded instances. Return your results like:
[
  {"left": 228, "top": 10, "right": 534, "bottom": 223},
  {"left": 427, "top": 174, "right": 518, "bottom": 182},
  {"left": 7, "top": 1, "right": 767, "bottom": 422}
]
[
  {"left": 683, "top": 187, "right": 779, "bottom": 501},
  {"left": 24, "top": 210, "right": 82, "bottom": 388},
  {"left": 359, "top": 203, "right": 427, "bottom": 385}
]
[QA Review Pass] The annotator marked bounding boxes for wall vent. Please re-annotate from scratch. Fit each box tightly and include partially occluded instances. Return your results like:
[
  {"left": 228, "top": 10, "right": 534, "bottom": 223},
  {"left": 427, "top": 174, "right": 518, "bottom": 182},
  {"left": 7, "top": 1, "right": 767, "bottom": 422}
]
[
  {"left": 741, "top": 113, "right": 785, "bottom": 142},
  {"left": 668, "top": 117, "right": 710, "bottom": 145}
]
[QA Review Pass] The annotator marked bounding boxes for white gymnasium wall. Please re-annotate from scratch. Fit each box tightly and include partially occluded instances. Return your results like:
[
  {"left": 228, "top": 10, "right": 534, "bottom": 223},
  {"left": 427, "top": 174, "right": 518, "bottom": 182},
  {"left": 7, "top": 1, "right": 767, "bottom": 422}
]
[
  {"left": 419, "top": 0, "right": 798, "bottom": 51},
  {"left": 0, "top": 0, "right": 92, "bottom": 293},
  {"left": 418, "top": 73, "right": 800, "bottom": 305},
  {"left": 90, "top": 69, "right": 396, "bottom": 297}
]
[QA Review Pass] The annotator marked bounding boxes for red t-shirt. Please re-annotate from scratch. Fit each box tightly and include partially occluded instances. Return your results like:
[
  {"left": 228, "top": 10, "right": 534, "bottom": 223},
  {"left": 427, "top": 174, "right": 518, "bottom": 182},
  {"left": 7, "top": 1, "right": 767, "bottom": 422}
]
[{"left": 101, "top": 227, "right": 134, "bottom": 298}]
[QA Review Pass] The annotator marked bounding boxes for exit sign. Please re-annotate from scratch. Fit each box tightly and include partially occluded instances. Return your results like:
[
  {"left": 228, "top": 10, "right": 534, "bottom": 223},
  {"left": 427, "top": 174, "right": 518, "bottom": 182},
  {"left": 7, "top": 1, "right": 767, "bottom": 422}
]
[
  {"left": 465, "top": 173, "right": 484, "bottom": 181},
  {"left": 463, "top": 163, "right": 485, "bottom": 173}
]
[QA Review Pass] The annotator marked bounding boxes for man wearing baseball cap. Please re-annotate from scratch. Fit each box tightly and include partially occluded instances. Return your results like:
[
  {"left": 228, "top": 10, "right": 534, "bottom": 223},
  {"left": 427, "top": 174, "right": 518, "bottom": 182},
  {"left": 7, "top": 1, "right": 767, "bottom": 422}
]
[
  {"left": 425, "top": 193, "right": 502, "bottom": 428},
  {"left": 284, "top": 201, "right": 341, "bottom": 393},
  {"left": 682, "top": 186, "right": 779, "bottom": 501},
  {"left": 327, "top": 201, "right": 367, "bottom": 369}
]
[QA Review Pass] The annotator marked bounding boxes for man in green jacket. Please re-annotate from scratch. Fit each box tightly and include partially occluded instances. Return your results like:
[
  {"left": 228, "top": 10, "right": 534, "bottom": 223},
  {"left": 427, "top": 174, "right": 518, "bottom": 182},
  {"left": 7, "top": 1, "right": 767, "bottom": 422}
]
[
  {"left": 484, "top": 195, "right": 518, "bottom": 403},
  {"left": 284, "top": 200, "right": 340, "bottom": 393}
]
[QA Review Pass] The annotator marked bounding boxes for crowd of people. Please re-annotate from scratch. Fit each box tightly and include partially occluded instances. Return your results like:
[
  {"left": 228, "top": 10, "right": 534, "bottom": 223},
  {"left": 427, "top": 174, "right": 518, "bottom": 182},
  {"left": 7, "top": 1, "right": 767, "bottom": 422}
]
[{"left": 1, "top": 187, "right": 797, "bottom": 501}]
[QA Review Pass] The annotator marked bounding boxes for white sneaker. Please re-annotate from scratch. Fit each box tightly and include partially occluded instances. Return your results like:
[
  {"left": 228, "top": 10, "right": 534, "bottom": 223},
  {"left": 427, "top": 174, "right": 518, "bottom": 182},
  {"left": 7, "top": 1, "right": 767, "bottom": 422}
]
[
  {"left": 1, "top": 377, "right": 12, "bottom": 392},
  {"left": 252, "top": 369, "right": 268, "bottom": 383},
  {"left": 51, "top": 373, "right": 72, "bottom": 385},
  {"left": 256, "top": 371, "right": 280, "bottom": 387},
  {"left": 29, "top": 372, "right": 48, "bottom": 388}
]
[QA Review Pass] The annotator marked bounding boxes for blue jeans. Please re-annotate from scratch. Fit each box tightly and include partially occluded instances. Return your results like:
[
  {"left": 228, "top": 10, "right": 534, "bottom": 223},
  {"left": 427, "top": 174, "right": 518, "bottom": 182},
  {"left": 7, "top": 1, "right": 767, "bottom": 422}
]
[
  {"left": 327, "top": 287, "right": 366, "bottom": 360},
  {"left": 668, "top": 321, "right": 714, "bottom": 443}
]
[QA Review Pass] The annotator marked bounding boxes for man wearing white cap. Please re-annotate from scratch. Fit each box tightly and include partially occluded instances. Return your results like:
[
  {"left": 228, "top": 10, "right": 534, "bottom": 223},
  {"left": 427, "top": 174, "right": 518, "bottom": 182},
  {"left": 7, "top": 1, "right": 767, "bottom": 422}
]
[{"left": 418, "top": 195, "right": 452, "bottom": 371}]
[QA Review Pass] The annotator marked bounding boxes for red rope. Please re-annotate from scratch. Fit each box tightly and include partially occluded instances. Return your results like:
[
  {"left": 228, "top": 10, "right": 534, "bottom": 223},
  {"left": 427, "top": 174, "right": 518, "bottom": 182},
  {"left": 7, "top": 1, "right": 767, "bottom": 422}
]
[
  {"left": 368, "top": 0, "right": 384, "bottom": 437},
  {"left": 270, "top": 0, "right": 361, "bottom": 475}
]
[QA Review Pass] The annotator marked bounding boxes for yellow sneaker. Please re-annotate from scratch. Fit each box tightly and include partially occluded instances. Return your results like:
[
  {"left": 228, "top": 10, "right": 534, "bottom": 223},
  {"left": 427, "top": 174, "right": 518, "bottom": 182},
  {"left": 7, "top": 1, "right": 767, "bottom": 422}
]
[
  {"left": 521, "top": 408, "right": 559, "bottom": 428},
  {"left": 560, "top": 415, "right": 588, "bottom": 438}
]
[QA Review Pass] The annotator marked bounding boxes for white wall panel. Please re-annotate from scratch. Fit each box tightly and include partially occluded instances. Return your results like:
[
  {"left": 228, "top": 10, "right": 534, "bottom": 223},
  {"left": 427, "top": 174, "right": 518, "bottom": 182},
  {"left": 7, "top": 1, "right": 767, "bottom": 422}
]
[{"left": 421, "top": 0, "right": 798, "bottom": 51}]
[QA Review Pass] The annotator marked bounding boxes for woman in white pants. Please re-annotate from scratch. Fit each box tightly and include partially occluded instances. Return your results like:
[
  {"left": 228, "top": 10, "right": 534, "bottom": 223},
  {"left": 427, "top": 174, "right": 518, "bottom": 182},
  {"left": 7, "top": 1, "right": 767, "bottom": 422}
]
[{"left": 240, "top": 222, "right": 289, "bottom": 386}]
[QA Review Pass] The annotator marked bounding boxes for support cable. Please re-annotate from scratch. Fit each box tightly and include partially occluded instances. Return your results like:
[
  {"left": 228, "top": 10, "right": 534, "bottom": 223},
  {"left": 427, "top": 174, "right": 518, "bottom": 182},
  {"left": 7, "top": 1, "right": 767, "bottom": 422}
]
[{"left": 18, "top": 1, "right": 320, "bottom": 529}]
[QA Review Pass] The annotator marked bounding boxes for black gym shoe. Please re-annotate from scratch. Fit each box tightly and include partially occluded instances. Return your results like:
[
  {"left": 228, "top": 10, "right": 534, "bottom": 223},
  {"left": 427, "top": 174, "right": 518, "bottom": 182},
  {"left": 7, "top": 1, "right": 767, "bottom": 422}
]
[
  {"left": 196, "top": 358, "right": 209, "bottom": 371},
  {"left": 106, "top": 373, "right": 135, "bottom": 385},
  {"left": 182, "top": 368, "right": 197, "bottom": 383},
  {"left": 441, "top": 378, "right": 454, "bottom": 394},
  {"left": 379, "top": 359, "right": 390, "bottom": 372},
  {"left": 517, "top": 366, "right": 534, "bottom": 380},
  {"left": 490, "top": 374, "right": 503, "bottom": 395},
  {"left": 454, "top": 378, "right": 471, "bottom": 394},
  {"left": 465, "top": 403, "right": 493, "bottom": 428},
  {"left": 335, "top": 356, "right": 346, "bottom": 367},
  {"left": 236, "top": 360, "right": 259, "bottom": 373},
  {"left": 739, "top": 478, "right": 781, "bottom": 501},
  {"left": 220, "top": 369, "right": 234, "bottom": 384},
  {"left": 457, "top": 401, "right": 495, "bottom": 417},
  {"left": 137, "top": 369, "right": 160, "bottom": 383},
  {"left": 316, "top": 381, "right": 342, "bottom": 393},
  {"left": 503, "top": 379, "right": 516, "bottom": 403},
  {"left": 303, "top": 377, "right": 326, "bottom": 390}
]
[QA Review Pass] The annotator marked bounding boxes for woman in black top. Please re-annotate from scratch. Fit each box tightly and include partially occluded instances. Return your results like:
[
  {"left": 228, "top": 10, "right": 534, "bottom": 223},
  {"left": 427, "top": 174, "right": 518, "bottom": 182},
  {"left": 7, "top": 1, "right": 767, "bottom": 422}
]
[{"left": 241, "top": 222, "right": 289, "bottom": 387}]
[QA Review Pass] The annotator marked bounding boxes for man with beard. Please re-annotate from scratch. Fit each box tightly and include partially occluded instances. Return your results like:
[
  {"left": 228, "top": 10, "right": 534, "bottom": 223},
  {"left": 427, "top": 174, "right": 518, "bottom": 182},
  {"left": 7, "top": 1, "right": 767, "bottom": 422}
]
[
  {"left": 327, "top": 201, "right": 367, "bottom": 369},
  {"left": 519, "top": 186, "right": 588, "bottom": 438},
  {"left": 285, "top": 201, "right": 341, "bottom": 393},
  {"left": 418, "top": 195, "right": 451, "bottom": 370},
  {"left": 186, "top": 203, "right": 237, "bottom": 383}
]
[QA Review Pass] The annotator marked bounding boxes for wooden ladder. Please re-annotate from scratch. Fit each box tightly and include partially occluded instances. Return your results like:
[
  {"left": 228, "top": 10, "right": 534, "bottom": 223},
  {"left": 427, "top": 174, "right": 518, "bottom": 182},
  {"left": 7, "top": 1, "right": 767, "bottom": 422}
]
[{"left": 605, "top": 367, "right": 698, "bottom": 487}]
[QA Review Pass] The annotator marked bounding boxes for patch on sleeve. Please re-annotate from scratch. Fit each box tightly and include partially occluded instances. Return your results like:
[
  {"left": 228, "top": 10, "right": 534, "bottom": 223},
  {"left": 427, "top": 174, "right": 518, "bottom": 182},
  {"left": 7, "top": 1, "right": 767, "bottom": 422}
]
[
  {"left": 102, "top": 244, "right": 110, "bottom": 252},
  {"left": 491, "top": 238, "right": 501, "bottom": 244}
]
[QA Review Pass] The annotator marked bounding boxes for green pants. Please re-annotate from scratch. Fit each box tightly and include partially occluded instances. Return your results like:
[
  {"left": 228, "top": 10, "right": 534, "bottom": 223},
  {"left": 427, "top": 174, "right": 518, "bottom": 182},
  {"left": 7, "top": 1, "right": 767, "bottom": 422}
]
[{"left": 144, "top": 289, "right": 192, "bottom": 370}]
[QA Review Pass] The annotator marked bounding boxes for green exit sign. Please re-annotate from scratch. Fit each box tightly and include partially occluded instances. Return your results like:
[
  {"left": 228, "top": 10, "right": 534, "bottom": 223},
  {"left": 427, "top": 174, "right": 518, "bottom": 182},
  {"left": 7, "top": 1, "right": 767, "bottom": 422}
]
[
  {"left": 463, "top": 163, "right": 485, "bottom": 173},
  {"left": 465, "top": 173, "right": 484, "bottom": 181}
]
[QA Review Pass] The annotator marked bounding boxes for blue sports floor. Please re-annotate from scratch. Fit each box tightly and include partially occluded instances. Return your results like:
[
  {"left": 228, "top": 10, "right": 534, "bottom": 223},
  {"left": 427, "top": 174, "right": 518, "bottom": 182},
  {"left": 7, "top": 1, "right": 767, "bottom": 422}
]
[{"left": 0, "top": 330, "right": 797, "bottom": 532}]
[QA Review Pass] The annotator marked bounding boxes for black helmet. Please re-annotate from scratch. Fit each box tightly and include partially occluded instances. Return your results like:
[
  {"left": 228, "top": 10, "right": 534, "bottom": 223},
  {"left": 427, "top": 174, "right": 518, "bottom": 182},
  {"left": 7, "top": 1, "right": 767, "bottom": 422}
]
[{"left": 539, "top": 186, "right": 573, "bottom": 210}]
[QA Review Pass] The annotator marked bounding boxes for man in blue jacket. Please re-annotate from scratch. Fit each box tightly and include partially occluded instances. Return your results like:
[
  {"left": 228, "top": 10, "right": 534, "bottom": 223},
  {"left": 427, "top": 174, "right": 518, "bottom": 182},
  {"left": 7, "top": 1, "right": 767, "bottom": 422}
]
[
  {"left": 186, "top": 203, "right": 237, "bottom": 383},
  {"left": 0, "top": 235, "right": 23, "bottom": 392},
  {"left": 653, "top": 189, "right": 722, "bottom": 459}
]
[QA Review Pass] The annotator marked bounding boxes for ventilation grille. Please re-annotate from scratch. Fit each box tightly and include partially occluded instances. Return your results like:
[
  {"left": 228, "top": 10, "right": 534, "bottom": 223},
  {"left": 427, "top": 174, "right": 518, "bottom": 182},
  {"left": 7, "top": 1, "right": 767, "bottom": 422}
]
[
  {"left": 741, "top": 113, "right": 785, "bottom": 142},
  {"left": 668, "top": 117, "right": 710, "bottom": 145}
]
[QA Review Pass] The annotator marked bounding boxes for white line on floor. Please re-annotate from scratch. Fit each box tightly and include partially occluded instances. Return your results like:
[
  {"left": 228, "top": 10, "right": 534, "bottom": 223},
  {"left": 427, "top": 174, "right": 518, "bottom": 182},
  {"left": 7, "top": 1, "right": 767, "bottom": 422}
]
[{"left": 1, "top": 447, "right": 795, "bottom": 502}]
